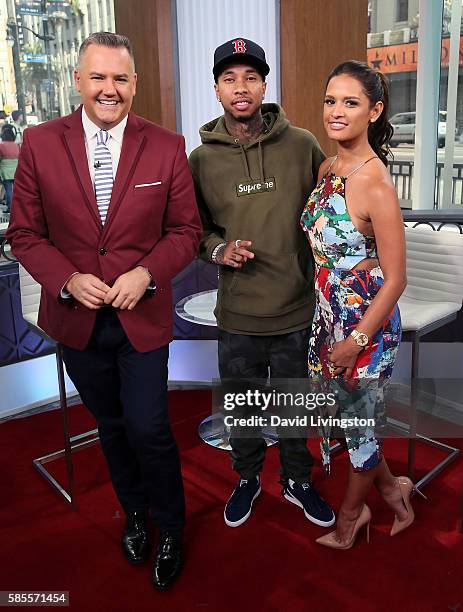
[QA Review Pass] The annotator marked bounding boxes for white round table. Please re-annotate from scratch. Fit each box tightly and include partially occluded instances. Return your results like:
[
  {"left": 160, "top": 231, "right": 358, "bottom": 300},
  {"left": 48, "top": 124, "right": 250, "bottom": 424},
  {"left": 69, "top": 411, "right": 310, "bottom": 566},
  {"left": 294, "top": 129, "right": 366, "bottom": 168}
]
[
  {"left": 175, "top": 289, "right": 218, "bottom": 327},
  {"left": 174, "top": 289, "right": 278, "bottom": 450}
]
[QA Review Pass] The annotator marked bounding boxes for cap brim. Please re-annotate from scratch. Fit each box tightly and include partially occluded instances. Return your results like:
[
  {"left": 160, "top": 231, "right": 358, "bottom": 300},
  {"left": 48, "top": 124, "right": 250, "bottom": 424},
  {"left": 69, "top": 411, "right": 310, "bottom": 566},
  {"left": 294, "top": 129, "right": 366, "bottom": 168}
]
[{"left": 213, "top": 55, "right": 270, "bottom": 79}]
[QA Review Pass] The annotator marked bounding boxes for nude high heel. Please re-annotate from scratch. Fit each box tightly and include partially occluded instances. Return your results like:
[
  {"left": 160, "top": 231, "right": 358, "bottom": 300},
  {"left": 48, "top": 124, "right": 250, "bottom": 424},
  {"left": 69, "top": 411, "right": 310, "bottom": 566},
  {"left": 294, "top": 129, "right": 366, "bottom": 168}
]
[
  {"left": 315, "top": 504, "right": 371, "bottom": 550},
  {"left": 390, "top": 476, "right": 427, "bottom": 536}
]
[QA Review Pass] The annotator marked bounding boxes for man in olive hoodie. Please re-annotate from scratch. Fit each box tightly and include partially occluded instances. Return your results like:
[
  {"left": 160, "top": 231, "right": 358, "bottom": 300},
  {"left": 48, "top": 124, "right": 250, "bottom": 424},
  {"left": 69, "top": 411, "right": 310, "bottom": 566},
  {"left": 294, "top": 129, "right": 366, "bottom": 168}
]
[{"left": 189, "top": 38, "right": 334, "bottom": 529}]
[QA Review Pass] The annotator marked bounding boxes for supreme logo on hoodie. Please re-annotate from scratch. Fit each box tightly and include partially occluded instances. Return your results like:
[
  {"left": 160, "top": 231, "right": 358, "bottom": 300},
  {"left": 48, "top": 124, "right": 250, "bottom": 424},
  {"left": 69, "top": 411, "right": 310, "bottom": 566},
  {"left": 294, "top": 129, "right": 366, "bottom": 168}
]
[{"left": 236, "top": 177, "right": 276, "bottom": 197}]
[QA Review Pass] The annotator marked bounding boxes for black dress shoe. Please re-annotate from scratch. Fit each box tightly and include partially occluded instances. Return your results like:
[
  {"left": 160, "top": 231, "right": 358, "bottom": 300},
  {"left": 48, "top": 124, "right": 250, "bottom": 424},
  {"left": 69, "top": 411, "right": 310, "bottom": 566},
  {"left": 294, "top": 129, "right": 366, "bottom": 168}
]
[
  {"left": 152, "top": 531, "right": 183, "bottom": 590},
  {"left": 121, "top": 510, "right": 151, "bottom": 565}
]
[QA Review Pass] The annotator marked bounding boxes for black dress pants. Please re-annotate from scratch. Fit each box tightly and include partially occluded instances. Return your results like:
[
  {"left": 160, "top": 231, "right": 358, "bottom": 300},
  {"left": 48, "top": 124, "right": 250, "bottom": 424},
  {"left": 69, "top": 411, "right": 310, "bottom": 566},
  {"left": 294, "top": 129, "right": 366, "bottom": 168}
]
[
  {"left": 218, "top": 328, "right": 314, "bottom": 483},
  {"left": 62, "top": 308, "right": 185, "bottom": 531}
]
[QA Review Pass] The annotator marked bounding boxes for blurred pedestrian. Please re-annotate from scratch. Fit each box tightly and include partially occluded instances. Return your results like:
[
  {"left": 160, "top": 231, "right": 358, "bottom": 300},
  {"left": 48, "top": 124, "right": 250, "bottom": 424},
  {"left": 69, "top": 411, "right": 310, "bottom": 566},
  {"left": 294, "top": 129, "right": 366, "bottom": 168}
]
[
  {"left": 11, "top": 110, "right": 24, "bottom": 143},
  {"left": 0, "top": 124, "right": 20, "bottom": 212}
]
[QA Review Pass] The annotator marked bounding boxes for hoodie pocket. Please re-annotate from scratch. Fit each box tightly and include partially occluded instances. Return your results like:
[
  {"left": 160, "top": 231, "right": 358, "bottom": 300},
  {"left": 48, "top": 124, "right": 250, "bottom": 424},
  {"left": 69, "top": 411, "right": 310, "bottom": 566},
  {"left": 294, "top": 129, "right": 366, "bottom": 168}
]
[{"left": 224, "top": 251, "right": 313, "bottom": 316}]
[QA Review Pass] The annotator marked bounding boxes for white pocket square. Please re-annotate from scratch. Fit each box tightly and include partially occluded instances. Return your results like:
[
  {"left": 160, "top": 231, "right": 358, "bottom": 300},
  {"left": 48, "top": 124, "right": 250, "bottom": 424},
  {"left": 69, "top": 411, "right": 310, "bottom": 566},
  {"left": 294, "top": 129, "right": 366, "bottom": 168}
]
[{"left": 135, "top": 181, "right": 162, "bottom": 188}]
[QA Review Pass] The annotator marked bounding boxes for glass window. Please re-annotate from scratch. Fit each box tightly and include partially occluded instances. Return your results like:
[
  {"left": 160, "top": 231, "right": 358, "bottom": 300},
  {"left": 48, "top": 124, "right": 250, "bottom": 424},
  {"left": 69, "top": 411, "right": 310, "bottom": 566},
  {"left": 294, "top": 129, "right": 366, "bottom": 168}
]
[
  {"left": 396, "top": 0, "right": 409, "bottom": 23},
  {"left": 391, "top": 114, "right": 406, "bottom": 124},
  {"left": 368, "top": 0, "right": 419, "bottom": 209},
  {"left": 0, "top": 0, "right": 115, "bottom": 263},
  {"left": 436, "top": 0, "right": 462, "bottom": 208},
  {"left": 368, "top": 0, "right": 462, "bottom": 211}
]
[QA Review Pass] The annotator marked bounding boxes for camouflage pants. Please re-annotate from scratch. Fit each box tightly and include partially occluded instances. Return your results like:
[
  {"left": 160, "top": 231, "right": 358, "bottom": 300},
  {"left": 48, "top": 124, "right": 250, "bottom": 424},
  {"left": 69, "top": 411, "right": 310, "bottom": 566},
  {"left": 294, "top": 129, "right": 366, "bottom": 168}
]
[{"left": 218, "top": 328, "right": 314, "bottom": 483}]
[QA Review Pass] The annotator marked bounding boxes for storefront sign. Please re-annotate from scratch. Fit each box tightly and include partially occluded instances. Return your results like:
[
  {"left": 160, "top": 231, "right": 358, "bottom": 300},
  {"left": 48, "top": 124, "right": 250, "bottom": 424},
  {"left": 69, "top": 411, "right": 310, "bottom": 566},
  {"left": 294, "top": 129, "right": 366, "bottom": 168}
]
[{"left": 368, "top": 37, "right": 463, "bottom": 74}]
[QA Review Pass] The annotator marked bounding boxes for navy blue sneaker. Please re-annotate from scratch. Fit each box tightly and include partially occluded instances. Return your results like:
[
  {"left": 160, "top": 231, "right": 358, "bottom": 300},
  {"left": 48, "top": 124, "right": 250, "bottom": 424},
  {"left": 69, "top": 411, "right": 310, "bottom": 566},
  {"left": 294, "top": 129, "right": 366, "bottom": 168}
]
[
  {"left": 224, "top": 476, "right": 261, "bottom": 527},
  {"left": 282, "top": 479, "right": 335, "bottom": 527}
]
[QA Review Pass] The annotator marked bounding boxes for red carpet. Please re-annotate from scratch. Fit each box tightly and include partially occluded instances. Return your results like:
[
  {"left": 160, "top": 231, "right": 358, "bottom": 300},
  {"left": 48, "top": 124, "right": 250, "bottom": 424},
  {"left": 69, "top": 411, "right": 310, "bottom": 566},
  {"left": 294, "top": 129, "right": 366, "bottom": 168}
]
[{"left": 1, "top": 390, "right": 462, "bottom": 611}]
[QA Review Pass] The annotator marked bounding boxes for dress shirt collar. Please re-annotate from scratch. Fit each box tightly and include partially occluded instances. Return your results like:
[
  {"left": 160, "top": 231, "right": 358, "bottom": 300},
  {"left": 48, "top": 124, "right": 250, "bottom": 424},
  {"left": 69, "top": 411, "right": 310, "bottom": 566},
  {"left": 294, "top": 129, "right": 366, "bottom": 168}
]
[{"left": 81, "top": 106, "right": 128, "bottom": 144}]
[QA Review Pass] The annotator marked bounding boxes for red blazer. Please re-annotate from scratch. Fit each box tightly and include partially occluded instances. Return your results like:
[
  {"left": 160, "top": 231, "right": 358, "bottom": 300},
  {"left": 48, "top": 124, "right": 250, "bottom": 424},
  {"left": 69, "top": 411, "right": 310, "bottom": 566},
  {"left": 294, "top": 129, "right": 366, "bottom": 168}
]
[{"left": 6, "top": 108, "right": 201, "bottom": 351}]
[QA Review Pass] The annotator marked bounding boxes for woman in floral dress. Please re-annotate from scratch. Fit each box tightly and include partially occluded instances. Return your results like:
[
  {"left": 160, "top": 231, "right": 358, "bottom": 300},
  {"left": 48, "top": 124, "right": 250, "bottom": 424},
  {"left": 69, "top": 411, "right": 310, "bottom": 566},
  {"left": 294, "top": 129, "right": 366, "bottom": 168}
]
[{"left": 300, "top": 61, "right": 425, "bottom": 549}]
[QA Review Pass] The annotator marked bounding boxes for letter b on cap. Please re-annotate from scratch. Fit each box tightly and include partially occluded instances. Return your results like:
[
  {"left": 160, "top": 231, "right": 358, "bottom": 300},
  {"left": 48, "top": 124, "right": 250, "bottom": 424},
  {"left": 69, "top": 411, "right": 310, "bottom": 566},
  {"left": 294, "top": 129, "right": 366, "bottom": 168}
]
[{"left": 232, "top": 39, "right": 247, "bottom": 54}]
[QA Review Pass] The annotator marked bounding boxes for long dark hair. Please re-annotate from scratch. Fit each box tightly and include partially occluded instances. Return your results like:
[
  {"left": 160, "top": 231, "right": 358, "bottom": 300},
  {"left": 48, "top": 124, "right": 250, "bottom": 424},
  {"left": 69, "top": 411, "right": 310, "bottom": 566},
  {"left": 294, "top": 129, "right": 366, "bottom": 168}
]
[
  {"left": 1, "top": 124, "right": 16, "bottom": 142},
  {"left": 326, "top": 60, "right": 393, "bottom": 166}
]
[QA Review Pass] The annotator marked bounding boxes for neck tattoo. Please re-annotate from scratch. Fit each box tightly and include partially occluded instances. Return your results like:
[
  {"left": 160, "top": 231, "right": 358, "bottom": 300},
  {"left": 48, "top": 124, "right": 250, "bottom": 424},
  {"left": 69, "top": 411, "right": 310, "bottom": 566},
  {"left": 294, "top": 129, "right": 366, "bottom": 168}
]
[{"left": 224, "top": 111, "right": 265, "bottom": 142}]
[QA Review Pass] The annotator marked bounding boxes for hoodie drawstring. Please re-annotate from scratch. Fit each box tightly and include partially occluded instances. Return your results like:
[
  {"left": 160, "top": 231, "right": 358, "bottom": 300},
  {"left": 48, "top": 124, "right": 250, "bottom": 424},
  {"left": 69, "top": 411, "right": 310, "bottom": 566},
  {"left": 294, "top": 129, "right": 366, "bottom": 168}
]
[
  {"left": 258, "top": 141, "right": 264, "bottom": 184},
  {"left": 239, "top": 145, "right": 252, "bottom": 182},
  {"left": 239, "top": 141, "right": 265, "bottom": 184}
]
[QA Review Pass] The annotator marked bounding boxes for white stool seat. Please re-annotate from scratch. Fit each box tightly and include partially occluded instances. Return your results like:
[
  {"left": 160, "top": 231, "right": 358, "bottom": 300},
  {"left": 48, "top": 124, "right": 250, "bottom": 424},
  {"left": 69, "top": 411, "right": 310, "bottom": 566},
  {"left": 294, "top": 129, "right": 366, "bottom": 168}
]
[
  {"left": 398, "top": 296, "right": 462, "bottom": 331},
  {"left": 19, "top": 265, "right": 40, "bottom": 328},
  {"left": 398, "top": 227, "right": 463, "bottom": 332}
]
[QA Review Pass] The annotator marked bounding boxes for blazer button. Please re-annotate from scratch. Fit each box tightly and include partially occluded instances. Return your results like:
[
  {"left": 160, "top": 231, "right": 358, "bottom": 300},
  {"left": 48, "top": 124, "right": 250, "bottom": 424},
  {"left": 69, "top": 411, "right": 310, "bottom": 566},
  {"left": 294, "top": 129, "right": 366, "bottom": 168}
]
[{"left": 99, "top": 248, "right": 107, "bottom": 256}]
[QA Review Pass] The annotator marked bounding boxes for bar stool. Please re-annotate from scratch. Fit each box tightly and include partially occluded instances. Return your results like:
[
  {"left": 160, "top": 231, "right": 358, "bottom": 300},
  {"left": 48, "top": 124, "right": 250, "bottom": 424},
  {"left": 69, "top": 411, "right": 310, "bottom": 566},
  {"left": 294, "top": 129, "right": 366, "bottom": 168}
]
[
  {"left": 19, "top": 265, "right": 99, "bottom": 510},
  {"left": 397, "top": 226, "right": 463, "bottom": 490}
]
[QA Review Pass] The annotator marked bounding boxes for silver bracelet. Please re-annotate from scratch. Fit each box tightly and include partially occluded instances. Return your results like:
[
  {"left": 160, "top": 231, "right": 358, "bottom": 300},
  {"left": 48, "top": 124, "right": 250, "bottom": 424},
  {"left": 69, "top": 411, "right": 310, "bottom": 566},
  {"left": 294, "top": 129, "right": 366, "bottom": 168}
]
[{"left": 211, "top": 242, "right": 227, "bottom": 263}]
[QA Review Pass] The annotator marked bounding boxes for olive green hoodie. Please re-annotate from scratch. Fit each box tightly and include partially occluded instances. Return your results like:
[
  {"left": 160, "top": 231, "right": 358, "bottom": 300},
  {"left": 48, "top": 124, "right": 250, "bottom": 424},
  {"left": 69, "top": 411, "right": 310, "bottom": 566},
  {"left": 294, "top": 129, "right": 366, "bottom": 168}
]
[{"left": 189, "top": 103, "right": 325, "bottom": 335}]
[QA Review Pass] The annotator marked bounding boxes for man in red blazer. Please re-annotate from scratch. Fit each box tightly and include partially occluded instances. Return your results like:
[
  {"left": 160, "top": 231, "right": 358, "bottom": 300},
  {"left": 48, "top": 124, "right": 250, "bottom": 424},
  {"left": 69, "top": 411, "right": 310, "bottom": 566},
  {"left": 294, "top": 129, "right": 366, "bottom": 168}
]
[{"left": 7, "top": 32, "right": 201, "bottom": 591}]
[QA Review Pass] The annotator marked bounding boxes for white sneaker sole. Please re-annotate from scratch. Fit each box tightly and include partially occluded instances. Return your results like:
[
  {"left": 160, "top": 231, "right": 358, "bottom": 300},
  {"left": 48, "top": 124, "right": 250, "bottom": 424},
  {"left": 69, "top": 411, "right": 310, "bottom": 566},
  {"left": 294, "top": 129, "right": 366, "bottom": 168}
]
[
  {"left": 224, "top": 485, "right": 262, "bottom": 527},
  {"left": 283, "top": 491, "right": 336, "bottom": 527}
]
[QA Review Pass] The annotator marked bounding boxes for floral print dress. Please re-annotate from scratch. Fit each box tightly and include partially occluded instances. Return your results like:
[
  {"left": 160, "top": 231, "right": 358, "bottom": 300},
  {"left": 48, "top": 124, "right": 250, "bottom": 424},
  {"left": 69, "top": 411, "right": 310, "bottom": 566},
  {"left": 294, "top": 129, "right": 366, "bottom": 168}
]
[{"left": 300, "top": 158, "right": 402, "bottom": 473}]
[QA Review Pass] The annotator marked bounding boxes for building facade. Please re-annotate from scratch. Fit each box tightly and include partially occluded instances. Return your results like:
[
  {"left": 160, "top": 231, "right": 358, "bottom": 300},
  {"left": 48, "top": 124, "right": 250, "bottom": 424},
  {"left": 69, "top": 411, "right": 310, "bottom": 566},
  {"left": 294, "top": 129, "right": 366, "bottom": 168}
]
[
  {"left": 368, "top": 0, "right": 462, "bottom": 128},
  {"left": 15, "top": 0, "right": 115, "bottom": 120},
  {"left": 0, "top": 0, "right": 17, "bottom": 113}
]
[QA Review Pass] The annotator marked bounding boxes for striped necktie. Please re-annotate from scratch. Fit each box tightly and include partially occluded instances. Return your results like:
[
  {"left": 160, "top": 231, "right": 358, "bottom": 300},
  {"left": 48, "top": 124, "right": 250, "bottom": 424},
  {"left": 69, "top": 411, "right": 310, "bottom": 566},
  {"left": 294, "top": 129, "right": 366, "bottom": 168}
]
[{"left": 94, "top": 129, "right": 113, "bottom": 224}]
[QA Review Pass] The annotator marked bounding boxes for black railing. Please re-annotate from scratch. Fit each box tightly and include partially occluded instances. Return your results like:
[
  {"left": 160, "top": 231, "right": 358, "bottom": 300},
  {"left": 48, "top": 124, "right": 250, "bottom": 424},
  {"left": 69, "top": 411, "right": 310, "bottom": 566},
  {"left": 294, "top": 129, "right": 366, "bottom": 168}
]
[
  {"left": 402, "top": 209, "right": 463, "bottom": 232},
  {"left": 390, "top": 160, "right": 413, "bottom": 203},
  {"left": 390, "top": 160, "right": 463, "bottom": 208}
]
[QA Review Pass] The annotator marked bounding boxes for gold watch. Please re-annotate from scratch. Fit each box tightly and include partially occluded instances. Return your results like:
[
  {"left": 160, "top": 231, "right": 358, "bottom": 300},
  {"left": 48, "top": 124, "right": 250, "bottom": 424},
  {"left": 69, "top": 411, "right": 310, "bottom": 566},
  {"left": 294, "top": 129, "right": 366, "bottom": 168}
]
[{"left": 350, "top": 329, "right": 369, "bottom": 348}]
